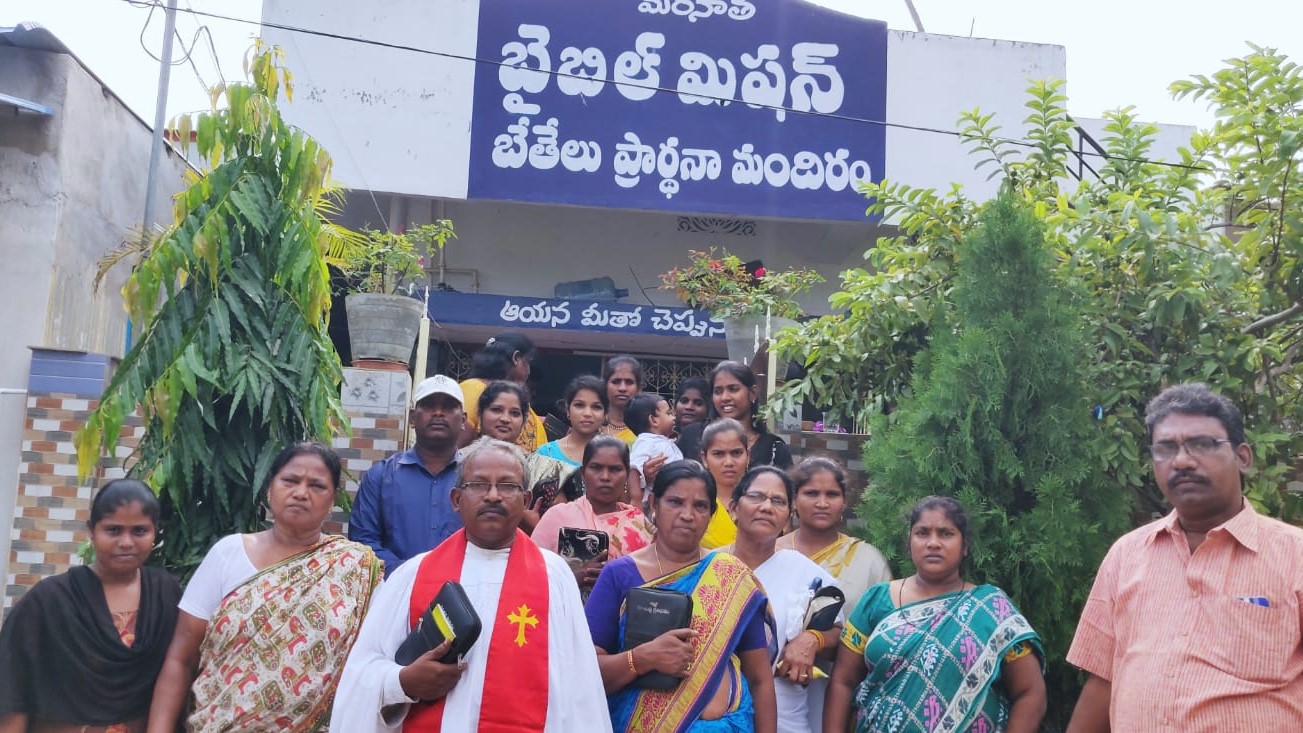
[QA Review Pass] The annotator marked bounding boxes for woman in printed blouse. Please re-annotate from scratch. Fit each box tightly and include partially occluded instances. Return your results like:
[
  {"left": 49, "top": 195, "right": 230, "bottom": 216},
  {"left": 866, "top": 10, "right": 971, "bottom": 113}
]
[{"left": 824, "top": 496, "right": 1046, "bottom": 733}]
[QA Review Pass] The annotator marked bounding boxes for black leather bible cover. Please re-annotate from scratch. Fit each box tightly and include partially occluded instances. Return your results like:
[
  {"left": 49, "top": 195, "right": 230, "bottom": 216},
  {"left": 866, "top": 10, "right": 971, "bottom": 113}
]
[
  {"left": 558, "top": 527, "right": 610, "bottom": 563},
  {"left": 623, "top": 586, "right": 694, "bottom": 690},
  {"left": 395, "top": 580, "right": 482, "bottom": 666}
]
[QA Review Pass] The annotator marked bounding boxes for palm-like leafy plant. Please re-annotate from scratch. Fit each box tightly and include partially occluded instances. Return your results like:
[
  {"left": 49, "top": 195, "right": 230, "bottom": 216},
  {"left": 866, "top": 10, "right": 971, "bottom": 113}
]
[{"left": 76, "top": 45, "right": 353, "bottom": 575}]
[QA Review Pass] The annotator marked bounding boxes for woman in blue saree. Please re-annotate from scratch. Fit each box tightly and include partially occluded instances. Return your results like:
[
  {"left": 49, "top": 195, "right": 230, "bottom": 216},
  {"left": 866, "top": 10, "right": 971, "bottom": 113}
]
[
  {"left": 824, "top": 496, "right": 1046, "bottom": 733},
  {"left": 586, "top": 460, "right": 777, "bottom": 733}
]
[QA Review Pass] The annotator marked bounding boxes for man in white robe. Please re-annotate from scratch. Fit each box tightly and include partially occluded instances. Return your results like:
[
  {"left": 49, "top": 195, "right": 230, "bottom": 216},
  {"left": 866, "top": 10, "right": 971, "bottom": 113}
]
[{"left": 331, "top": 437, "right": 612, "bottom": 732}]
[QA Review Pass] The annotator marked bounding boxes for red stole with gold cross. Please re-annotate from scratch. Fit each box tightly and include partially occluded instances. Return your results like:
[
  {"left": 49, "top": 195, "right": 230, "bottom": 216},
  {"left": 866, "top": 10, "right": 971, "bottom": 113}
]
[{"left": 403, "top": 529, "right": 550, "bottom": 732}]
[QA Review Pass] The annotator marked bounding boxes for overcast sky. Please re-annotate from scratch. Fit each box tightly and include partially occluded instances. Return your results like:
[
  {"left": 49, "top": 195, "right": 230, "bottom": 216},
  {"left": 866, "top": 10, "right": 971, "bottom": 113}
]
[{"left": 6, "top": 0, "right": 1302, "bottom": 131}]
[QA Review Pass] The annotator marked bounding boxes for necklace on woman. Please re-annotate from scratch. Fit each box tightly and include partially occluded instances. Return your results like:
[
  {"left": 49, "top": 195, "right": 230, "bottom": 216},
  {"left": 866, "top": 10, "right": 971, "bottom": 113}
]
[{"left": 654, "top": 542, "right": 701, "bottom": 577}]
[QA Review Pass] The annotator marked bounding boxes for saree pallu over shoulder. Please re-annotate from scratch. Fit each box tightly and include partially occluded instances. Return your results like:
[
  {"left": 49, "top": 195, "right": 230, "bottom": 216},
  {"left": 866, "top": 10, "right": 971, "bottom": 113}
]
[
  {"left": 186, "top": 536, "right": 382, "bottom": 733},
  {"left": 808, "top": 534, "right": 890, "bottom": 612},
  {"left": 849, "top": 584, "right": 1041, "bottom": 733},
  {"left": 611, "top": 552, "right": 769, "bottom": 733}
]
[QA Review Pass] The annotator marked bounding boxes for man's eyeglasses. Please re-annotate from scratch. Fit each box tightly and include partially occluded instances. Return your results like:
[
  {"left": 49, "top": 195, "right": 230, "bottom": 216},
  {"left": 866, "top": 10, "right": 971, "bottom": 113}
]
[
  {"left": 739, "top": 491, "right": 789, "bottom": 509},
  {"left": 457, "top": 481, "right": 526, "bottom": 498},
  {"left": 1148, "top": 437, "right": 1234, "bottom": 462}
]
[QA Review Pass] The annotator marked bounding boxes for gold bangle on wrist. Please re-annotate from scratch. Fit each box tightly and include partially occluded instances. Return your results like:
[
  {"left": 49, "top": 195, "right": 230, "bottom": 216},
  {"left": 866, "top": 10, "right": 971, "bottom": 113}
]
[
  {"left": 806, "top": 629, "right": 826, "bottom": 648},
  {"left": 627, "top": 650, "right": 639, "bottom": 675}
]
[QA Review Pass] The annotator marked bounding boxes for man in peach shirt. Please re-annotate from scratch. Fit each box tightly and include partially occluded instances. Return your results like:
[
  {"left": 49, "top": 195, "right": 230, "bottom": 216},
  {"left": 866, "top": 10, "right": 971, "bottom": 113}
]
[{"left": 1066, "top": 383, "right": 1303, "bottom": 732}]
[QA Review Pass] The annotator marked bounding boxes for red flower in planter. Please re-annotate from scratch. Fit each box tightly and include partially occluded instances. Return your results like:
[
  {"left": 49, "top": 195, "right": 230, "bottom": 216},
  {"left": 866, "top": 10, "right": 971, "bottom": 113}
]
[{"left": 754, "top": 267, "right": 766, "bottom": 278}]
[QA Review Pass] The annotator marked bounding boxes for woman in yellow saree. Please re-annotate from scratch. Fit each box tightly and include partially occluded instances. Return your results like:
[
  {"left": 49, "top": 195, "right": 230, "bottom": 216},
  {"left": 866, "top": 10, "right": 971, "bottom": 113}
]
[
  {"left": 586, "top": 460, "right": 777, "bottom": 733},
  {"left": 147, "top": 443, "right": 382, "bottom": 733}
]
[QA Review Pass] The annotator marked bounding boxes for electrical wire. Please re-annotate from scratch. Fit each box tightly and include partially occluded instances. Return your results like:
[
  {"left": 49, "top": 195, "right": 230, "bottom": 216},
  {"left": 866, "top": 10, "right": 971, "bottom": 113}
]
[
  {"left": 185, "top": 0, "right": 228, "bottom": 84},
  {"left": 116, "top": 0, "right": 1212, "bottom": 173}
]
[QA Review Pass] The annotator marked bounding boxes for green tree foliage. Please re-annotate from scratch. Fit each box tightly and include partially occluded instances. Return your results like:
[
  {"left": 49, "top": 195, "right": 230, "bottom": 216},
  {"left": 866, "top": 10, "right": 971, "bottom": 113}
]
[
  {"left": 861, "top": 193, "right": 1131, "bottom": 724},
  {"left": 75, "top": 46, "right": 350, "bottom": 575},
  {"left": 775, "top": 52, "right": 1303, "bottom": 524}
]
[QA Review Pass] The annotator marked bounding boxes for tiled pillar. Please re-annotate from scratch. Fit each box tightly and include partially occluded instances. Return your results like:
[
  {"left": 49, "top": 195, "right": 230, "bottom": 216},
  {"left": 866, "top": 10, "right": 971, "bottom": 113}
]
[
  {"left": 4, "top": 349, "right": 134, "bottom": 614},
  {"left": 3, "top": 363, "right": 413, "bottom": 616}
]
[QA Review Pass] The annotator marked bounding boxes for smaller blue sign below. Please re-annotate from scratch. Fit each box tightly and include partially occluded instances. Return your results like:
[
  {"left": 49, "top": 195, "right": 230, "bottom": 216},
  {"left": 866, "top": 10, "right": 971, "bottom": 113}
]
[{"left": 427, "top": 291, "right": 725, "bottom": 339}]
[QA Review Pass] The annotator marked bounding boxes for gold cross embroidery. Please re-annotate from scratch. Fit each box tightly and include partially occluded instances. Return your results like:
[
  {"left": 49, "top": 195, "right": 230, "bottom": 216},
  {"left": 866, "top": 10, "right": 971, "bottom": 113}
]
[{"left": 506, "top": 604, "right": 539, "bottom": 647}]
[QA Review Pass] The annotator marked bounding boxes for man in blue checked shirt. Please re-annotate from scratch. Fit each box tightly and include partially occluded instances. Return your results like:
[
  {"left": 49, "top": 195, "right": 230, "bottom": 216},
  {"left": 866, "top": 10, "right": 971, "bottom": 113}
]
[{"left": 349, "top": 375, "right": 466, "bottom": 577}]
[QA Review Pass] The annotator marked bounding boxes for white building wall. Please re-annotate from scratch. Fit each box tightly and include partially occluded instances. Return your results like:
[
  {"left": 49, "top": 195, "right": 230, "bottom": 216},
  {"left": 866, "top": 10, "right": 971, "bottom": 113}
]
[
  {"left": 884, "top": 31, "right": 1065, "bottom": 199},
  {"left": 263, "top": 0, "right": 481, "bottom": 199}
]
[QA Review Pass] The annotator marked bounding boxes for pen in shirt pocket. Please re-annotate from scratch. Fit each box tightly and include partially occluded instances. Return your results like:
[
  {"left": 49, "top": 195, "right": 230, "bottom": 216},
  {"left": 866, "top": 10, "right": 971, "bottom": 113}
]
[{"left": 1234, "top": 595, "right": 1271, "bottom": 608}]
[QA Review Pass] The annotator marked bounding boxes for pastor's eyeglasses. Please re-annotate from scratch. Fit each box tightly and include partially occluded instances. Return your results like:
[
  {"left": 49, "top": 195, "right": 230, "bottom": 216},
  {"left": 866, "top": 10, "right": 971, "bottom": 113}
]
[
  {"left": 1148, "top": 436, "right": 1234, "bottom": 462},
  {"left": 457, "top": 481, "right": 526, "bottom": 498}
]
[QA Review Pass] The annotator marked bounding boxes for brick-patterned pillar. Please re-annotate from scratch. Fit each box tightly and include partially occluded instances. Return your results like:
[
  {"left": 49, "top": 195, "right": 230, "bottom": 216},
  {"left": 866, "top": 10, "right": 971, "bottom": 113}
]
[
  {"left": 4, "top": 363, "right": 413, "bottom": 616},
  {"left": 326, "top": 368, "right": 413, "bottom": 535},
  {"left": 4, "top": 349, "right": 137, "bottom": 614}
]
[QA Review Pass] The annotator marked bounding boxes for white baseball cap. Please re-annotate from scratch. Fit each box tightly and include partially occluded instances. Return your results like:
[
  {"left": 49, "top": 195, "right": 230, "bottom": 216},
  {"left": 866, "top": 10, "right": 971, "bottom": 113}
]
[{"left": 412, "top": 375, "right": 464, "bottom": 406}]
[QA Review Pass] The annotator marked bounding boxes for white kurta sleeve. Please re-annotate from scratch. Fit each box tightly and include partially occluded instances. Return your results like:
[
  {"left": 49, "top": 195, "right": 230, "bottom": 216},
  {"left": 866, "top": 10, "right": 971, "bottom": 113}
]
[
  {"left": 330, "top": 552, "right": 425, "bottom": 732},
  {"left": 542, "top": 550, "right": 614, "bottom": 732}
]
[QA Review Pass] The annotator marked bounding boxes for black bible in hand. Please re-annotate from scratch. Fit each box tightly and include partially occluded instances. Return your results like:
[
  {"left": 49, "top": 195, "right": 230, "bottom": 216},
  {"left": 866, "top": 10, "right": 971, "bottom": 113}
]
[
  {"left": 558, "top": 527, "right": 609, "bottom": 564},
  {"left": 395, "top": 581, "right": 482, "bottom": 666},
  {"left": 622, "top": 587, "right": 694, "bottom": 690}
]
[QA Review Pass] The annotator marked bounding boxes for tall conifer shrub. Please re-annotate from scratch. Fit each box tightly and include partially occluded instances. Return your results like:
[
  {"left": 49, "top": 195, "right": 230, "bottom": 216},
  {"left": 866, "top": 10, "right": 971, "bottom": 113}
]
[{"left": 861, "top": 192, "right": 1130, "bottom": 723}]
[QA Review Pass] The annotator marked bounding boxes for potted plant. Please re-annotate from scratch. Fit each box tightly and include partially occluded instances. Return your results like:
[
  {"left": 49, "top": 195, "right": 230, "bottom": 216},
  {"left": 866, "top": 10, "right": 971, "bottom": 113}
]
[
  {"left": 342, "top": 220, "right": 456, "bottom": 368},
  {"left": 660, "top": 248, "right": 823, "bottom": 362}
]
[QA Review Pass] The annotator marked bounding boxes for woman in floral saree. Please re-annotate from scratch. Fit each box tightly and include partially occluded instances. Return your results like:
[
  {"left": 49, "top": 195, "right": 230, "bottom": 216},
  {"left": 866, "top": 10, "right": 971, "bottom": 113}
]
[
  {"left": 586, "top": 460, "right": 777, "bottom": 733},
  {"left": 147, "top": 443, "right": 382, "bottom": 733},
  {"left": 532, "top": 435, "right": 654, "bottom": 594},
  {"left": 824, "top": 497, "right": 1046, "bottom": 733}
]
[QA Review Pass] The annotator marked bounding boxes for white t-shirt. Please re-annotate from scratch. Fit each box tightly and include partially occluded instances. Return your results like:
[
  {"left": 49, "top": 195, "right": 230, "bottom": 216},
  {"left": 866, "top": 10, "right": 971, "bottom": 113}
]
[
  {"left": 629, "top": 433, "right": 684, "bottom": 476},
  {"left": 177, "top": 534, "right": 258, "bottom": 621}
]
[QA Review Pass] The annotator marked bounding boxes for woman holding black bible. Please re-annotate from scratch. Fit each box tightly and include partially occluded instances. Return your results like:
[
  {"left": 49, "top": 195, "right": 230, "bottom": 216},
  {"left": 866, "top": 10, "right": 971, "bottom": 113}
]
[
  {"left": 531, "top": 435, "right": 653, "bottom": 592},
  {"left": 585, "top": 459, "right": 777, "bottom": 733}
]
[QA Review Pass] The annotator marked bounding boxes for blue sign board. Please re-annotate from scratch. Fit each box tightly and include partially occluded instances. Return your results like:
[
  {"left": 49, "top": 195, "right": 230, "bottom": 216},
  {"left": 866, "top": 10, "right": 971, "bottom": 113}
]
[
  {"left": 468, "top": 0, "right": 888, "bottom": 221},
  {"left": 427, "top": 291, "right": 725, "bottom": 339}
]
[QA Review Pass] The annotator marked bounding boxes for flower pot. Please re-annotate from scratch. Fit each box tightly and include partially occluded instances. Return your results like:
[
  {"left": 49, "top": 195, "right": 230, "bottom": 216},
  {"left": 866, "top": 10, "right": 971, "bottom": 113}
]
[
  {"left": 723, "top": 315, "right": 796, "bottom": 364},
  {"left": 345, "top": 293, "right": 425, "bottom": 367}
]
